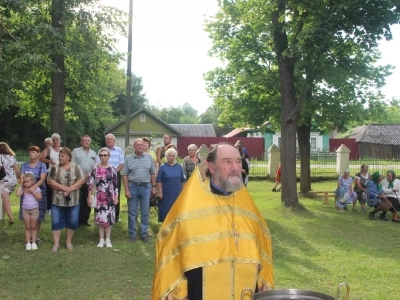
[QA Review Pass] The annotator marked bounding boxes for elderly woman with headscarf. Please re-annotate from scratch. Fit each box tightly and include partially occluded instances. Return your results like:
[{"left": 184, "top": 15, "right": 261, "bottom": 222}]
[
  {"left": 379, "top": 170, "right": 400, "bottom": 222},
  {"left": 367, "top": 171, "right": 400, "bottom": 222},
  {"left": 335, "top": 169, "right": 356, "bottom": 211}
]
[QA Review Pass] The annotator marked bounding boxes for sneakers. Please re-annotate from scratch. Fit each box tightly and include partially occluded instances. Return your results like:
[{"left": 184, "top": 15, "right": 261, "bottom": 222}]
[
  {"left": 97, "top": 239, "right": 105, "bottom": 248},
  {"left": 31, "top": 243, "right": 38, "bottom": 250},
  {"left": 26, "top": 243, "right": 32, "bottom": 251},
  {"left": 105, "top": 239, "right": 112, "bottom": 248},
  {"left": 129, "top": 236, "right": 136, "bottom": 243}
]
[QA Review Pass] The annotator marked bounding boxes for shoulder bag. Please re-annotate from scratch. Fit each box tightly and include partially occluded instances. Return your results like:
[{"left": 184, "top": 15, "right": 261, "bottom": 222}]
[
  {"left": 0, "top": 156, "right": 6, "bottom": 180},
  {"left": 90, "top": 165, "right": 98, "bottom": 208}
]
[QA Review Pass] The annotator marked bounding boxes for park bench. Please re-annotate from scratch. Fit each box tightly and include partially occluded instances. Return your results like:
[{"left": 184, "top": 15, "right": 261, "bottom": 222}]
[{"left": 309, "top": 191, "right": 336, "bottom": 205}]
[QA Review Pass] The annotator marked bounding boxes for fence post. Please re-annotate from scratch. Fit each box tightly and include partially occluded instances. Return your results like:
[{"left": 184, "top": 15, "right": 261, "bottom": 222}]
[
  {"left": 336, "top": 144, "right": 351, "bottom": 175},
  {"left": 197, "top": 144, "right": 210, "bottom": 162},
  {"left": 268, "top": 144, "right": 280, "bottom": 179}
]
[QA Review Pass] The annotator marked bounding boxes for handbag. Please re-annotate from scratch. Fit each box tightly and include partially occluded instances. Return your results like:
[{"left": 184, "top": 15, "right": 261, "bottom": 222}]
[
  {"left": 150, "top": 194, "right": 158, "bottom": 207},
  {"left": 0, "top": 156, "right": 6, "bottom": 180},
  {"left": 90, "top": 165, "right": 98, "bottom": 208},
  {"left": 90, "top": 194, "right": 97, "bottom": 208},
  {"left": 338, "top": 192, "right": 348, "bottom": 204}
]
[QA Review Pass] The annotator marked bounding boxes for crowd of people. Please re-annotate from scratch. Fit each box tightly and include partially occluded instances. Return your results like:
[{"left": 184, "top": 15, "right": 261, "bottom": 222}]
[
  {"left": 335, "top": 165, "right": 400, "bottom": 223},
  {"left": 0, "top": 133, "right": 214, "bottom": 251}
]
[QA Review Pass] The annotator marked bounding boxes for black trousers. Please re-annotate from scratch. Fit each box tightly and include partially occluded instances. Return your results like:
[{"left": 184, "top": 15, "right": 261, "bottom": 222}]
[
  {"left": 116, "top": 172, "right": 121, "bottom": 219},
  {"left": 45, "top": 181, "right": 53, "bottom": 210},
  {"left": 79, "top": 183, "right": 91, "bottom": 224}
]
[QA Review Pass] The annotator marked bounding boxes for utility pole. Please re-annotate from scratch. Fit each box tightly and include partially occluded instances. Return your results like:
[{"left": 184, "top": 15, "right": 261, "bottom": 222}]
[{"left": 125, "top": 0, "right": 133, "bottom": 148}]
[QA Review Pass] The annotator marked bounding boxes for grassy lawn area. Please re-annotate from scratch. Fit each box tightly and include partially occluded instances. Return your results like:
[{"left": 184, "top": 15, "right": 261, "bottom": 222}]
[{"left": 1, "top": 180, "right": 398, "bottom": 299}]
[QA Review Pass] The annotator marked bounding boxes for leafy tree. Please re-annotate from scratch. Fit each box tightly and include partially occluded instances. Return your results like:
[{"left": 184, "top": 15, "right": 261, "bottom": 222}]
[
  {"left": 206, "top": 0, "right": 400, "bottom": 205},
  {"left": 1, "top": 0, "right": 127, "bottom": 146},
  {"left": 199, "top": 105, "right": 234, "bottom": 136},
  {"left": 111, "top": 73, "right": 149, "bottom": 119},
  {"left": 158, "top": 103, "right": 199, "bottom": 124}
]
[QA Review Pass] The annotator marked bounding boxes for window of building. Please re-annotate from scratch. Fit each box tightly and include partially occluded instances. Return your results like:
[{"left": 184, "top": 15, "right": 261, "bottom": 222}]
[
  {"left": 140, "top": 114, "right": 146, "bottom": 122},
  {"left": 310, "top": 137, "right": 317, "bottom": 150}
]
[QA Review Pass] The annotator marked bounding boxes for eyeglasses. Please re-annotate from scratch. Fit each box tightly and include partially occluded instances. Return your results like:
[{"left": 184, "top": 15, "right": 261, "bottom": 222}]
[{"left": 99, "top": 154, "right": 108, "bottom": 157}]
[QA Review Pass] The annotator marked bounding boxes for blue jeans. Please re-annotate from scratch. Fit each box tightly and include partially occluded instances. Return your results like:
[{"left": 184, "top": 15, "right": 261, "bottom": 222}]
[
  {"left": 127, "top": 182, "right": 151, "bottom": 238},
  {"left": 51, "top": 204, "right": 80, "bottom": 230}
]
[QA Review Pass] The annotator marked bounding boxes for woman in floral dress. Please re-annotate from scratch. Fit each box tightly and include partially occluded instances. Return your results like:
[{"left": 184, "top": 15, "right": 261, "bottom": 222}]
[
  {"left": 335, "top": 170, "right": 357, "bottom": 211},
  {"left": 88, "top": 148, "right": 118, "bottom": 248},
  {"left": 0, "top": 142, "right": 20, "bottom": 223}
]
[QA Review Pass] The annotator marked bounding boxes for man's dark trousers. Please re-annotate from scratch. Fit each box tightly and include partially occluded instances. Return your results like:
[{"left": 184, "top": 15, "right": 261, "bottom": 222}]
[{"left": 79, "top": 183, "right": 91, "bottom": 225}]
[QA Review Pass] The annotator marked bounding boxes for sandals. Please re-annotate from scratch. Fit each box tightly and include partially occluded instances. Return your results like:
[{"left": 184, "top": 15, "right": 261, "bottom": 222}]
[
  {"left": 66, "top": 244, "right": 73, "bottom": 251},
  {"left": 9, "top": 219, "right": 14, "bottom": 225},
  {"left": 51, "top": 246, "right": 59, "bottom": 252}
]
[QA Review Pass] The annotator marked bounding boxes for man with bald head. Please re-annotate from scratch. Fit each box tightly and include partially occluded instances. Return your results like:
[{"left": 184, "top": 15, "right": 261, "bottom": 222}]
[{"left": 121, "top": 138, "right": 156, "bottom": 243}]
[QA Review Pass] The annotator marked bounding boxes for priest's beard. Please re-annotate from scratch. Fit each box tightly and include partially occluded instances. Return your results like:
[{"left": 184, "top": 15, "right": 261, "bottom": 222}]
[{"left": 214, "top": 168, "right": 243, "bottom": 192}]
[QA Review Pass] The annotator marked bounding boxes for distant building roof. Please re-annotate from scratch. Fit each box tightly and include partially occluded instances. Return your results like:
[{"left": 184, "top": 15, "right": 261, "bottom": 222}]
[
  {"left": 223, "top": 128, "right": 250, "bottom": 138},
  {"left": 348, "top": 124, "right": 400, "bottom": 145},
  {"left": 170, "top": 124, "right": 216, "bottom": 137}
]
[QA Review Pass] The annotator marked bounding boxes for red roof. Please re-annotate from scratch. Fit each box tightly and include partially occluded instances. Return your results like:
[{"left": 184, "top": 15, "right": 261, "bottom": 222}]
[{"left": 223, "top": 128, "right": 248, "bottom": 138}]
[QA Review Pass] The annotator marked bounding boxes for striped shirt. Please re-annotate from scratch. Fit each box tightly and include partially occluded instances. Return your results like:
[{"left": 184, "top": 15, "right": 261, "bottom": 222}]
[
  {"left": 121, "top": 152, "right": 155, "bottom": 183},
  {"left": 97, "top": 146, "right": 124, "bottom": 170}
]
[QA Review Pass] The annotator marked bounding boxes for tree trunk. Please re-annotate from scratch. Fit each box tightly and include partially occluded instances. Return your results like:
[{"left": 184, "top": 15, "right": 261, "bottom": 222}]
[
  {"left": 272, "top": 0, "right": 299, "bottom": 207},
  {"left": 297, "top": 117, "right": 312, "bottom": 195},
  {"left": 50, "top": 0, "right": 66, "bottom": 146}
]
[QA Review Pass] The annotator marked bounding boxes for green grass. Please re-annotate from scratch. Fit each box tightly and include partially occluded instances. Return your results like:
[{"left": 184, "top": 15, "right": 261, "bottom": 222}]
[{"left": 1, "top": 181, "right": 399, "bottom": 299}]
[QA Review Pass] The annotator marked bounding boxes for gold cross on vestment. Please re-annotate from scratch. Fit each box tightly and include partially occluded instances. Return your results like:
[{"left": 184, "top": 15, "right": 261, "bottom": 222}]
[{"left": 231, "top": 223, "right": 239, "bottom": 251}]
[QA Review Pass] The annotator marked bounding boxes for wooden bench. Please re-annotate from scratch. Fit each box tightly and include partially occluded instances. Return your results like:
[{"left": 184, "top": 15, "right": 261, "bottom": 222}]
[{"left": 309, "top": 191, "right": 336, "bottom": 205}]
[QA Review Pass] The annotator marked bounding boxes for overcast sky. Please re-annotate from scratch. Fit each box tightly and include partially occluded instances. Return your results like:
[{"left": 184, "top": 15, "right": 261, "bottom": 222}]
[{"left": 100, "top": 0, "right": 400, "bottom": 114}]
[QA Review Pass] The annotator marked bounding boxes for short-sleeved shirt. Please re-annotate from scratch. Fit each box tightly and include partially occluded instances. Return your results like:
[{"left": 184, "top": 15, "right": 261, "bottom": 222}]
[
  {"left": 121, "top": 152, "right": 155, "bottom": 183},
  {"left": 98, "top": 146, "right": 124, "bottom": 170},
  {"left": 20, "top": 162, "right": 47, "bottom": 188},
  {"left": 47, "top": 163, "right": 84, "bottom": 206},
  {"left": 72, "top": 147, "right": 96, "bottom": 175},
  {"left": 22, "top": 187, "right": 41, "bottom": 209}
]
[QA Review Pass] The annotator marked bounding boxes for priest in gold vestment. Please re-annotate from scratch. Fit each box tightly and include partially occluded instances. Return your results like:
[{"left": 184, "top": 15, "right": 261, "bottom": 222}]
[{"left": 152, "top": 143, "right": 274, "bottom": 300}]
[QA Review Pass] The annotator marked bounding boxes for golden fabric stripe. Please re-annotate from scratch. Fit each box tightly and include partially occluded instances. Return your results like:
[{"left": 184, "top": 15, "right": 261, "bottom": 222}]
[
  {"left": 157, "top": 231, "right": 262, "bottom": 271},
  {"left": 158, "top": 205, "right": 269, "bottom": 242}
]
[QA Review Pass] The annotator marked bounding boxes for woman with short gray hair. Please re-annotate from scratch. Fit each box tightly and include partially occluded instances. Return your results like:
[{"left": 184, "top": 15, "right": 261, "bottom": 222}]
[
  {"left": 182, "top": 144, "right": 201, "bottom": 179},
  {"left": 40, "top": 133, "right": 63, "bottom": 214},
  {"left": 157, "top": 148, "right": 186, "bottom": 222}
]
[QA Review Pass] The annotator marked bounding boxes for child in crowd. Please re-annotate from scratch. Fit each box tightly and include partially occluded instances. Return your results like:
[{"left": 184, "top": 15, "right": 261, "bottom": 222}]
[
  {"left": 16, "top": 173, "right": 42, "bottom": 250},
  {"left": 272, "top": 164, "right": 282, "bottom": 192}
]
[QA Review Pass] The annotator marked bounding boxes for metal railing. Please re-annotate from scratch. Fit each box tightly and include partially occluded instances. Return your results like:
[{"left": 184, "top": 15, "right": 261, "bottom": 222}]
[{"left": 13, "top": 148, "right": 400, "bottom": 180}]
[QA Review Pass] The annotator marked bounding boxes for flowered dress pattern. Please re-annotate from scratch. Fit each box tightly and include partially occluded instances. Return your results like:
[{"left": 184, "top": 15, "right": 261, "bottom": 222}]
[
  {"left": 0, "top": 154, "right": 17, "bottom": 193},
  {"left": 88, "top": 165, "right": 118, "bottom": 226},
  {"left": 366, "top": 180, "right": 383, "bottom": 207},
  {"left": 335, "top": 176, "right": 357, "bottom": 208}
]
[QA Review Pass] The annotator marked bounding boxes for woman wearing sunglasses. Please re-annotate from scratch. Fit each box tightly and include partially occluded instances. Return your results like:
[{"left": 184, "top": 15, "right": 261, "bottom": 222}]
[{"left": 88, "top": 148, "right": 119, "bottom": 248}]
